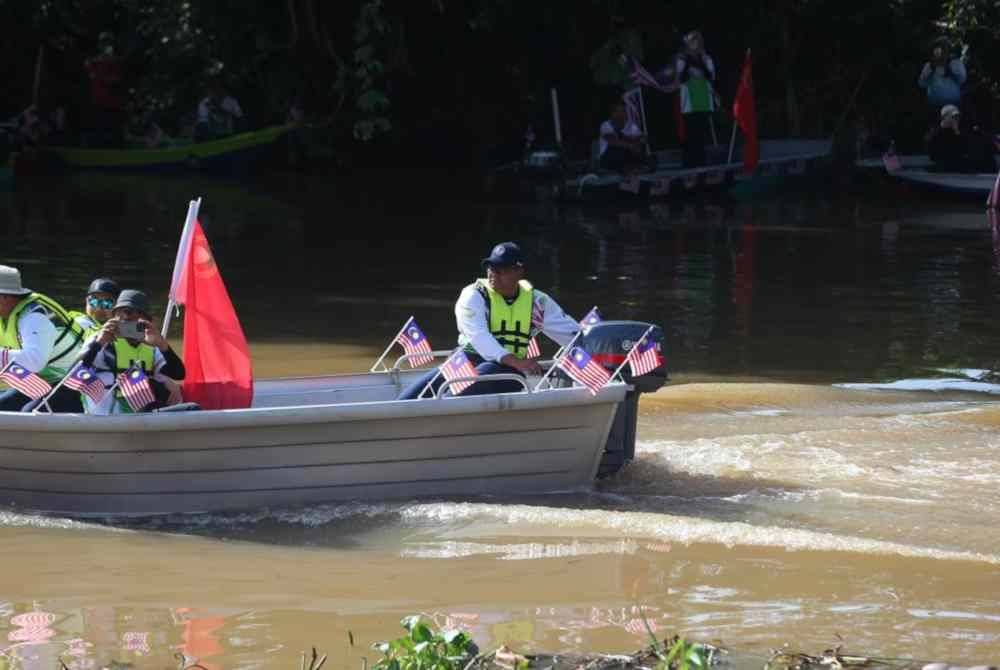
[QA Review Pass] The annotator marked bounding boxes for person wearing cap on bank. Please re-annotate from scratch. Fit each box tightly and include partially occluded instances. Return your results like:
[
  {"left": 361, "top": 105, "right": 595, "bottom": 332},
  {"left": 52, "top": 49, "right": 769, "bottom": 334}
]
[
  {"left": 80, "top": 289, "right": 185, "bottom": 414},
  {"left": 69, "top": 277, "right": 120, "bottom": 337},
  {"left": 0, "top": 265, "right": 85, "bottom": 412},
  {"left": 398, "top": 242, "right": 580, "bottom": 399}
]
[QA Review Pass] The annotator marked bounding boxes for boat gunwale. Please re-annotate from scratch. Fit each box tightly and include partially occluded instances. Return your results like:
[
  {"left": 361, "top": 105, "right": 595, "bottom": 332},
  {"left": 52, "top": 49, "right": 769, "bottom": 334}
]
[{"left": 0, "top": 381, "right": 630, "bottom": 433}]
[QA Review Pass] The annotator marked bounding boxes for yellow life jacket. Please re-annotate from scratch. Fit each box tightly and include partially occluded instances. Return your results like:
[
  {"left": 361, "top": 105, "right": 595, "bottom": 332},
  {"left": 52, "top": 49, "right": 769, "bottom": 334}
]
[
  {"left": 68, "top": 310, "right": 102, "bottom": 338},
  {"left": 0, "top": 292, "right": 86, "bottom": 383},
  {"left": 110, "top": 338, "right": 158, "bottom": 413},
  {"left": 112, "top": 338, "right": 156, "bottom": 374},
  {"left": 474, "top": 278, "right": 534, "bottom": 358}
]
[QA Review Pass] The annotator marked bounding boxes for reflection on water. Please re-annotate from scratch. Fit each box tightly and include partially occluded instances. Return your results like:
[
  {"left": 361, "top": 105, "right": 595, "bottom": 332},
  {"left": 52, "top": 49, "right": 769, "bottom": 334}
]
[
  {"left": 2, "top": 174, "right": 999, "bottom": 381},
  {"left": 1, "top": 175, "right": 1000, "bottom": 667}
]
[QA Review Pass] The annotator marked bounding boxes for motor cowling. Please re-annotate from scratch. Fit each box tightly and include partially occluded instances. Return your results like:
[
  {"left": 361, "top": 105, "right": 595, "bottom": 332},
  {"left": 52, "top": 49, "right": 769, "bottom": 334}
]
[
  {"left": 579, "top": 320, "right": 668, "bottom": 392},
  {"left": 576, "top": 320, "right": 668, "bottom": 478}
]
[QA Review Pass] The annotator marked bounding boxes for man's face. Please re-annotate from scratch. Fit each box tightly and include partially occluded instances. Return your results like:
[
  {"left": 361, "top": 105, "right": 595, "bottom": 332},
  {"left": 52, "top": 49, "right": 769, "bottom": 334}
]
[
  {"left": 612, "top": 105, "right": 627, "bottom": 127},
  {"left": 86, "top": 292, "right": 116, "bottom": 322},
  {"left": 486, "top": 265, "right": 524, "bottom": 297},
  {"left": 112, "top": 306, "right": 142, "bottom": 322}
]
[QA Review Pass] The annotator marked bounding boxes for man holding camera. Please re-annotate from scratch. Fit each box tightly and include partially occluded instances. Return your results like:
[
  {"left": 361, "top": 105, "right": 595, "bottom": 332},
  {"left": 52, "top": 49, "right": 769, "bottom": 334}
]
[{"left": 81, "top": 289, "right": 185, "bottom": 414}]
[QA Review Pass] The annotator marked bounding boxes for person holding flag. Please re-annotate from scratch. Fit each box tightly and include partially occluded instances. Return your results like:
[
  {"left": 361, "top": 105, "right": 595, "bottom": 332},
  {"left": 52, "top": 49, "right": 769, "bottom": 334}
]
[
  {"left": 399, "top": 241, "right": 581, "bottom": 399},
  {"left": 79, "top": 290, "right": 185, "bottom": 414},
  {"left": 0, "top": 265, "right": 86, "bottom": 412},
  {"left": 675, "top": 30, "right": 718, "bottom": 167}
]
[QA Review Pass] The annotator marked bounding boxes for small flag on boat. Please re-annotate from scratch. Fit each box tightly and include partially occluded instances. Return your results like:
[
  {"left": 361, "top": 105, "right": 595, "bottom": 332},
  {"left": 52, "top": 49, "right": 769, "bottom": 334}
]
[
  {"left": 987, "top": 170, "right": 1000, "bottom": 209},
  {"left": 440, "top": 350, "right": 479, "bottom": 395},
  {"left": 882, "top": 150, "right": 901, "bottom": 172},
  {"left": 579, "top": 306, "right": 603, "bottom": 328},
  {"left": 625, "top": 56, "right": 672, "bottom": 93},
  {"left": 623, "top": 88, "right": 645, "bottom": 133},
  {"left": 64, "top": 364, "right": 106, "bottom": 403},
  {"left": 626, "top": 334, "right": 663, "bottom": 377},
  {"left": 558, "top": 347, "right": 612, "bottom": 396},
  {"left": 396, "top": 319, "right": 434, "bottom": 367},
  {"left": 118, "top": 365, "right": 156, "bottom": 412},
  {"left": 526, "top": 335, "right": 542, "bottom": 359},
  {"left": 0, "top": 362, "right": 51, "bottom": 399}
]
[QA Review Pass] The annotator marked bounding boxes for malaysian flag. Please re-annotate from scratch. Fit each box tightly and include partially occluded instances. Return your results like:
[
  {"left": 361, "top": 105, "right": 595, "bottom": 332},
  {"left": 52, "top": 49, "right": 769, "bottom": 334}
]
[
  {"left": 440, "top": 350, "right": 479, "bottom": 395},
  {"left": 623, "top": 88, "right": 645, "bottom": 133},
  {"left": 626, "top": 56, "right": 672, "bottom": 93},
  {"left": 882, "top": 150, "right": 901, "bottom": 172},
  {"left": 526, "top": 335, "right": 542, "bottom": 359},
  {"left": 627, "top": 335, "right": 663, "bottom": 377},
  {"left": 64, "top": 364, "right": 107, "bottom": 404},
  {"left": 0, "top": 362, "right": 52, "bottom": 399},
  {"left": 396, "top": 319, "right": 434, "bottom": 367},
  {"left": 558, "top": 347, "right": 612, "bottom": 395},
  {"left": 579, "top": 306, "right": 603, "bottom": 328},
  {"left": 117, "top": 365, "right": 156, "bottom": 412},
  {"left": 987, "top": 169, "right": 1000, "bottom": 209}
]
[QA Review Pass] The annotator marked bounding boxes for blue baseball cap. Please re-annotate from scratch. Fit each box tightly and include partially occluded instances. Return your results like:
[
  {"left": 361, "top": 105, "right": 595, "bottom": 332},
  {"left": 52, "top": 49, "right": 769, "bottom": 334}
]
[{"left": 481, "top": 242, "right": 525, "bottom": 269}]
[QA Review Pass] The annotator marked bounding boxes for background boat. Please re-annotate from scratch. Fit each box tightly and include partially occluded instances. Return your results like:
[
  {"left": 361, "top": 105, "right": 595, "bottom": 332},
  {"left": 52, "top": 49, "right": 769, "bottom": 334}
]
[
  {"left": 857, "top": 154, "right": 1000, "bottom": 197},
  {"left": 33, "top": 123, "right": 294, "bottom": 174}
]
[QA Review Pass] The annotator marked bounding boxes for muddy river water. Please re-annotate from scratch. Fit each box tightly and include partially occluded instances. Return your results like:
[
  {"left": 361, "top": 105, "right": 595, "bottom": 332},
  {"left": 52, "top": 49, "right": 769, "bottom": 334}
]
[{"left": 0, "top": 174, "right": 998, "bottom": 668}]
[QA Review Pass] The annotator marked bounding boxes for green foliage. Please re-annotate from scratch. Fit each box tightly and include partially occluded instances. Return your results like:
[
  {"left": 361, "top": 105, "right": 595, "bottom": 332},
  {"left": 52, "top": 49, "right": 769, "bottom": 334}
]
[
  {"left": 641, "top": 613, "right": 713, "bottom": 670},
  {"left": 371, "top": 616, "right": 479, "bottom": 670}
]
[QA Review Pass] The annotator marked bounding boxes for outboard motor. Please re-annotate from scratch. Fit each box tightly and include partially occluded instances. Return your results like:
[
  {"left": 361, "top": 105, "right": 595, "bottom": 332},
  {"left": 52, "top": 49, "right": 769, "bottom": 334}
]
[{"left": 579, "top": 320, "right": 668, "bottom": 477}]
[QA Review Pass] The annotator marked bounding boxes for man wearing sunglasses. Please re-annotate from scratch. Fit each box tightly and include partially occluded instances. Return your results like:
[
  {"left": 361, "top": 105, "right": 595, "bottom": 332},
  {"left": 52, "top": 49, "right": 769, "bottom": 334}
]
[{"left": 69, "top": 277, "right": 120, "bottom": 337}]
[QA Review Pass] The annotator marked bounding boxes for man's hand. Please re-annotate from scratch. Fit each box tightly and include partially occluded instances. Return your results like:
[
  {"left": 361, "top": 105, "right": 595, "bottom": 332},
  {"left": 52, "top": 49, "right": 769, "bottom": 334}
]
[
  {"left": 141, "top": 319, "right": 169, "bottom": 352},
  {"left": 501, "top": 354, "right": 543, "bottom": 376},
  {"left": 97, "top": 318, "right": 119, "bottom": 346}
]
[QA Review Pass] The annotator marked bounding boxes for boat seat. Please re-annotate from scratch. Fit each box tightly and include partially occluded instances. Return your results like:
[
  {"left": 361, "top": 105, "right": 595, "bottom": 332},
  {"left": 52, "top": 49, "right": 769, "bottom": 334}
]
[{"left": 152, "top": 402, "right": 202, "bottom": 413}]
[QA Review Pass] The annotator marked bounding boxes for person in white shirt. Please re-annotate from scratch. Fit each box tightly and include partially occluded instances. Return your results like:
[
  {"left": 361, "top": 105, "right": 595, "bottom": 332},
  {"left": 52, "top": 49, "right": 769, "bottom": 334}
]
[
  {"left": 195, "top": 81, "right": 244, "bottom": 140},
  {"left": 599, "top": 101, "right": 645, "bottom": 172},
  {"left": 0, "top": 266, "right": 84, "bottom": 412},
  {"left": 398, "top": 242, "right": 580, "bottom": 399}
]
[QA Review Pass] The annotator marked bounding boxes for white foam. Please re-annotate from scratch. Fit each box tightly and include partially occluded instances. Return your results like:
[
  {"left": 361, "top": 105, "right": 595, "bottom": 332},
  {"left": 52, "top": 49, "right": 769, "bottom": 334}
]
[
  {"left": 836, "top": 379, "right": 1000, "bottom": 395},
  {"left": 395, "top": 502, "right": 1000, "bottom": 565}
]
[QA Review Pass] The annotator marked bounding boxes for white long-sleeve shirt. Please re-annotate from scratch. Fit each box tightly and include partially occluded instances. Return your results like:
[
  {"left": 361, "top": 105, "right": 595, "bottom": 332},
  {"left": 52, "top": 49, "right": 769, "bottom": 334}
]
[
  {"left": 455, "top": 282, "right": 579, "bottom": 363},
  {"left": 3, "top": 311, "right": 58, "bottom": 373}
]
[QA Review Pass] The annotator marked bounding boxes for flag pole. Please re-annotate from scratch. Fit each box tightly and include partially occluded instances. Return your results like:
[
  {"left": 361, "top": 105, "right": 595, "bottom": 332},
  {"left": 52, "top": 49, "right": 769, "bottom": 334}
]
[
  {"left": 533, "top": 331, "right": 583, "bottom": 392},
  {"left": 550, "top": 88, "right": 563, "bottom": 147},
  {"left": 31, "top": 359, "right": 83, "bottom": 414},
  {"left": 370, "top": 316, "right": 414, "bottom": 373},
  {"left": 637, "top": 86, "right": 651, "bottom": 156},
  {"left": 161, "top": 198, "right": 201, "bottom": 338},
  {"left": 608, "top": 325, "right": 654, "bottom": 383},
  {"left": 727, "top": 122, "right": 738, "bottom": 164}
]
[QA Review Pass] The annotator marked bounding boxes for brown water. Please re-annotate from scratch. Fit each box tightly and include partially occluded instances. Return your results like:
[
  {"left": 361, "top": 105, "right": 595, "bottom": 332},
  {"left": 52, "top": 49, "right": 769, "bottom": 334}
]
[{"left": 1, "top": 174, "right": 999, "bottom": 669}]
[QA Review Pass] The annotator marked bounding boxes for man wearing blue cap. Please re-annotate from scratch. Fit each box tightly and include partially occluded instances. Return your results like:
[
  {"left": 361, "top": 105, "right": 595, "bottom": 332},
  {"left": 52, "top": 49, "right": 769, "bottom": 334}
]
[{"left": 399, "top": 242, "right": 580, "bottom": 399}]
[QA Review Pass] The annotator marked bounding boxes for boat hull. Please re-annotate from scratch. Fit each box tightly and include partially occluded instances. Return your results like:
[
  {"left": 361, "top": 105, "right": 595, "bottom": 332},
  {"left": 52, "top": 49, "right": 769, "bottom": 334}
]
[{"left": 0, "top": 373, "right": 626, "bottom": 516}]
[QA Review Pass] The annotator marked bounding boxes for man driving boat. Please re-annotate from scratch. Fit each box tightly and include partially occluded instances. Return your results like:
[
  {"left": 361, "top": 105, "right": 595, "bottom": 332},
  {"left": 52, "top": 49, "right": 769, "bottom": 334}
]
[{"left": 399, "top": 242, "right": 580, "bottom": 398}]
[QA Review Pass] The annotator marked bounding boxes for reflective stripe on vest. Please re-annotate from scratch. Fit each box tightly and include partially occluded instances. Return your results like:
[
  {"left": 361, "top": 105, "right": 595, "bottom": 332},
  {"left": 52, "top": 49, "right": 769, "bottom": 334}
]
[
  {"left": 475, "top": 278, "right": 533, "bottom": 358},
  {"left": 112, "top": 338, "right": 156, "bottom": 374},
  {"left": 0, "top": 292, "right": 85, "bottom": 383}
]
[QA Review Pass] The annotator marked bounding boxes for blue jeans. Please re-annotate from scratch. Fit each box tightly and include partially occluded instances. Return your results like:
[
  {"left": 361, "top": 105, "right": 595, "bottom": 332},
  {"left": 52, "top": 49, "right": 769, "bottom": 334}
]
[{"left": 397, "top": 354, "right": 526, "bottom": 399}]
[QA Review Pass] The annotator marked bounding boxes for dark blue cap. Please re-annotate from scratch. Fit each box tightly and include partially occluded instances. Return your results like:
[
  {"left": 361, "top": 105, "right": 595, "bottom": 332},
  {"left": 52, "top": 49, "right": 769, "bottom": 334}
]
[
  {"left": 87, "top": 277, "right": 119, "bottom": 296},
  {"left": 481, "top": 242, "right": 524, "bottom": 269}
]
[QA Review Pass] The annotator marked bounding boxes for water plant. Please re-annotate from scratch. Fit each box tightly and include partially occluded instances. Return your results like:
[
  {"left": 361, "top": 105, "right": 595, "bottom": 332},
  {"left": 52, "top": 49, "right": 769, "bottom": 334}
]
[{"left": 371, "top": 616, "right": 479, "bottom": 670}]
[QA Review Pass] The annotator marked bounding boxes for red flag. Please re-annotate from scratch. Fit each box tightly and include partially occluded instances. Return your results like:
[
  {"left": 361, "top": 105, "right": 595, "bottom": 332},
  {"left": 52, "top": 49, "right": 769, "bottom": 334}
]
[
  {"left": 733, "top": 50, "right": 758, "bottom": 173},
  {"left": 177, "top": 219, "right": 253, "bottom": 409}
]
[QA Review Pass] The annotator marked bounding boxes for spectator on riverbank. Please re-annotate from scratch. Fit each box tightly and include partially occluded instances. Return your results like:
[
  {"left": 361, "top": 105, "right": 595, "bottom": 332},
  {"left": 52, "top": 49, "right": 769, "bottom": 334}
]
[
  {"left": 195, "top": 81, "right": 244, "bottom": 142},
  {"left": 917, "top": 38, "right": 966, "bottom": 131},
  {"left": 598, "top": 101, "right": 646, "bottom": 173},
  {"left": 928, "top": 105, "right": 995, "bottom": 173},
  {"left": 675, "top": 30, "right": 717, "bottom": 167},
  {"left": 83, "top": 32, "right": 126, "bottom": 147}
]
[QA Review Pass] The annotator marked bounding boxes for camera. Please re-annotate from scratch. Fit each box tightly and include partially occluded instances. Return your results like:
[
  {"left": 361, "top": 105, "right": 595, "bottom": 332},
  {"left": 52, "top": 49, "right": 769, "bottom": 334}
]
[{"left": 117, "top": 320, "right": 148, "bottom": 340}]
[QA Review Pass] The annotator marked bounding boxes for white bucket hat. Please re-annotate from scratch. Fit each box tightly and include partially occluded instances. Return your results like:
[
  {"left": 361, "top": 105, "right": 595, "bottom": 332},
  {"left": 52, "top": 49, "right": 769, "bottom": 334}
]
[{"left": 0, "top": 266, "right": 32, "bottom": 296}]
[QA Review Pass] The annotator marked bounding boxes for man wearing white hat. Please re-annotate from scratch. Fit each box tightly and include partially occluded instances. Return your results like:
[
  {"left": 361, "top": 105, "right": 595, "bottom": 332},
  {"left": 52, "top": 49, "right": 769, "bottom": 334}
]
[{"left": 0, "top": 265, "right": 85, "bottom": 412}]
